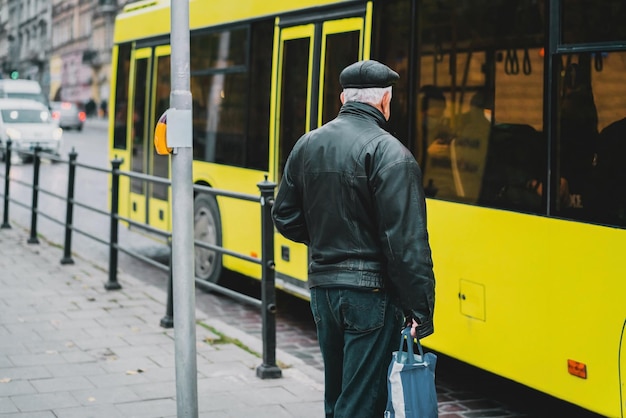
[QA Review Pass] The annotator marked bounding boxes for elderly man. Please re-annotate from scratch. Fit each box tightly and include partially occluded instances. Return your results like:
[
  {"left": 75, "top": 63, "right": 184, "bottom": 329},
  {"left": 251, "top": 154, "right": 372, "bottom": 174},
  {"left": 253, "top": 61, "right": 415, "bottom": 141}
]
[{"left": 272, "top": 60, "right": 435, "bottom": 418}]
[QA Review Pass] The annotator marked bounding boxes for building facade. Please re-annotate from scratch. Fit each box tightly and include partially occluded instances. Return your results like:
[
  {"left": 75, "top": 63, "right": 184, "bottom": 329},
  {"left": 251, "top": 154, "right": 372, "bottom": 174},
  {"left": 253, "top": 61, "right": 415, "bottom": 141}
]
[{"left": 0, "top": 0, "right": 122, "bottom": 112}]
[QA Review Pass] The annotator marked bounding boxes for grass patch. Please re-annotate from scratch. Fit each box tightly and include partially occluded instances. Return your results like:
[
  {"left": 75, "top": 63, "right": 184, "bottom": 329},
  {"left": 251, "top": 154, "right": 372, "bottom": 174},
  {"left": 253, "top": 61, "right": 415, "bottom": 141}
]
[
  {"left": 196, "top": 321, "right": 291, "bottom": 369},
  {"left": 197, "top": 321, "right": 260, "bottom": 358}
]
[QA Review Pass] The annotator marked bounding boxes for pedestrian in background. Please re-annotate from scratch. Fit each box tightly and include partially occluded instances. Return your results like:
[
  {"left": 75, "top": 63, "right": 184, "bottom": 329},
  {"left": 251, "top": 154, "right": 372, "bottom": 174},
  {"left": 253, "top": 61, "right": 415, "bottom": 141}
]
[{"left": 272, "top": 60, "right": 436, "bottom": 418}]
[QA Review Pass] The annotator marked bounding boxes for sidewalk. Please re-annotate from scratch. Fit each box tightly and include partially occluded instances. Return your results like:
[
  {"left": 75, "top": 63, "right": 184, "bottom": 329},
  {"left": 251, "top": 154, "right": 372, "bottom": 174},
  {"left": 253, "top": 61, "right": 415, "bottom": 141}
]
[{"left": 0, "top": 225, "right": 324, "bottom": 418}]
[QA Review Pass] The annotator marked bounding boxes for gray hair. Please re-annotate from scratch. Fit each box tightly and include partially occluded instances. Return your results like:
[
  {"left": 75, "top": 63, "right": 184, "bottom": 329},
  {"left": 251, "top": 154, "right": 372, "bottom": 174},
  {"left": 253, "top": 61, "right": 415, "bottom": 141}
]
[{"left": 343, "top": 86, "right": 392, "bottom": 105}]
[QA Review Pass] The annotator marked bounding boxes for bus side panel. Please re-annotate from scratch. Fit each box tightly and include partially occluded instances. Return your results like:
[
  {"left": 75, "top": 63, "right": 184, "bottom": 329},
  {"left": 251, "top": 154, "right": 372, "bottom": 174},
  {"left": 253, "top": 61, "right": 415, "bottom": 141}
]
[
  {"left": 424, "top": 199, "right": 624, "bottom": 418},
  {"left": 192, "top": 162, "right": 265, "bottom": 280},
  {"left": 619, "top": 319, "right": 626, "bottom": 417}
]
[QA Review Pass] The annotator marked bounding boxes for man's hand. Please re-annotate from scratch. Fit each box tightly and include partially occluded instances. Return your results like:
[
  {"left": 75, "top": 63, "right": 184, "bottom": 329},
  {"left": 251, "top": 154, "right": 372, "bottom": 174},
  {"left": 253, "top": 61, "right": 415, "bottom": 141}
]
[{"left": 409, "top": 318, "right": 420, "bottom": 338}]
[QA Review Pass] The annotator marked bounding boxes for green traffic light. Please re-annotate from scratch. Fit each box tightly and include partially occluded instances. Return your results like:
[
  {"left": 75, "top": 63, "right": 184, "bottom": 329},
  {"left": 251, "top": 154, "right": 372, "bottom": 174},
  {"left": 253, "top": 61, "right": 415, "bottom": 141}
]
[{"left": 10, "top": 71, "right": 19, "bottom": 80}]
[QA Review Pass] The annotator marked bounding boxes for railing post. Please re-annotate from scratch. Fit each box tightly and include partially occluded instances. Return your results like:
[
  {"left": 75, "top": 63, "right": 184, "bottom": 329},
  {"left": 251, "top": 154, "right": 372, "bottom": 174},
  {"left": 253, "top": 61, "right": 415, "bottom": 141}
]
[
  {"left": 61, "top": 149, "right": 78, "bottom": 265},
  {"left": 105, "top": 158, "right": 123, "bottom": 290},
  {"left": 160, "top": 237, "right": 174, "bottom": 328},
  {"left": 1, "top": 140, "right": 12, "bottom": 229},
  {"left": 27, "top": 147, "right": 41, "bottom": 244},
  {"left": 256, "top": 175, "right": 281, "bottom": 379}
]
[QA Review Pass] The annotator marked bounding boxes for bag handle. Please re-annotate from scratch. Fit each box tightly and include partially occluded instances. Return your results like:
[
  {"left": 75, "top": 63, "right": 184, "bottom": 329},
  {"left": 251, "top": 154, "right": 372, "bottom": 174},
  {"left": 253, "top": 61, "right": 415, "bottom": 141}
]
[{"left": 398, "top": 326, "right": 425, "bottom": 364}]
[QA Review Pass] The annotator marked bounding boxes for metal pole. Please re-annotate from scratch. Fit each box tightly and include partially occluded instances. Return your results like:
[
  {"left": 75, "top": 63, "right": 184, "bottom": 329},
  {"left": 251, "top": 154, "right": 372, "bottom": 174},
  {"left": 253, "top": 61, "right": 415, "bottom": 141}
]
[
  {"left": 28, "top": 147, "right": 41, "bottom": 244},
  {"left": 105, "top": 158, "right": 122, "bottom": 290},
  {"left": 256, "top": 177, "right": 282, "bottom": 379},
  {"left": 1, "top": 140, "right": 12, "bottom": 229},
  {"left": 61, "top": 149, "right": 78, "bottom": 265},
  {"left": 170, "top": 1, "right": 198, "bottom": 416}
]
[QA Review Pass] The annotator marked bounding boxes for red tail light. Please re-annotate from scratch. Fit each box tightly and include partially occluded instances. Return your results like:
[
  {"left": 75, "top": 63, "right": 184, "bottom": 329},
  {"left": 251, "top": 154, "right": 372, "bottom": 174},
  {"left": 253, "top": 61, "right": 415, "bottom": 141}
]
[
  {"left": 78, "top": 111, "right": 86, "bottom": 122},
  {"left": 52, "top": 111, "right": 60, "bottom": 120}
]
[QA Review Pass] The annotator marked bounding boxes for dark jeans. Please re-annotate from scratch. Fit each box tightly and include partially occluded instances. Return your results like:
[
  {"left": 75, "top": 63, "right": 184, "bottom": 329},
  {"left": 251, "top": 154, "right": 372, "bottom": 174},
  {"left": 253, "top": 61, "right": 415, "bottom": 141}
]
[{"left": 310, "top": 287, "right": 403, "bottom": 418}]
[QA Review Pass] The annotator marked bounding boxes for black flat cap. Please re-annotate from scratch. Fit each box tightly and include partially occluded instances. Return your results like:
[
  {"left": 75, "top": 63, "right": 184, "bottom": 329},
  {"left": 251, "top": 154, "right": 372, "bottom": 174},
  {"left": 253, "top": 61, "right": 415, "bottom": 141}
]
[{"left": 339, "top": 60, "right": 399, "bottom": 89}]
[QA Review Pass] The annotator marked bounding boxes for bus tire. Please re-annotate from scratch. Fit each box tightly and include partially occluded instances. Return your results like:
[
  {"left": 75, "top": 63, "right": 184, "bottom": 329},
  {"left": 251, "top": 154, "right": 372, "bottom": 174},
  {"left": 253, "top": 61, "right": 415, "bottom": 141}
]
[{"left": 193, "top": 193, "right": 223, "bottom": 284}]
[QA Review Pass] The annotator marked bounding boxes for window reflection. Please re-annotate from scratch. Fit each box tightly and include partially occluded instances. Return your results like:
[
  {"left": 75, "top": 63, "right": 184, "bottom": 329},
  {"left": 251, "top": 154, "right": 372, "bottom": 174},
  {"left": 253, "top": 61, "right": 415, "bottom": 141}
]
[
  {"left": 191, "top": 72, "right": 247, "bottom": 165},
  {"left": 415, "top": 1, "right": 546, "bottom": 213},
  {"left": 113, "top": 44, "right": 131, "bottom": 150},
  {"left": 191, "top": 28, "right": 247, "bottom": 71},
  {"left": 189, "top": 22, "right": 272, "bottom": 170},
  {"left": 556, "top": 52, "right": 626, "bottom": 226},
  {"left": 278, "top": 37, "right": 310, "bottom": 179},
  {"left": 152, "top": 55, "right": 170, "bottom": 201},
  {"left": 130, "top": 58, "right": 148, "bottom": 195},
  {"left": 563, "top": 0, "right": 626, "bottom": 44},
  {"left": 322, "top": 31, "right": 360, "bottom": 125}
]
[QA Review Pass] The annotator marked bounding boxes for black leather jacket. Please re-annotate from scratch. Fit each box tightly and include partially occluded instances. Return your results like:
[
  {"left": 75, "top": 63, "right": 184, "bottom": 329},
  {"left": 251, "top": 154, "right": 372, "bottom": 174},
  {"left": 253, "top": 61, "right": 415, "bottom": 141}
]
[{"left": 272, "top": 101, "right": 435, "bottom": 338}]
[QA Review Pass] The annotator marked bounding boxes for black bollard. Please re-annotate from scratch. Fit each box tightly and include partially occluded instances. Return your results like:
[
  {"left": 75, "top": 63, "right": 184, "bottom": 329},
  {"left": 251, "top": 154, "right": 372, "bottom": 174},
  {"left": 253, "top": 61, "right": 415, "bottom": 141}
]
[
  {"left": 256, "top": 176, "right": 281, "bottom": 379},
  {"left": 105, "top": 158, "right": 123, "bottom": 290},
  {"left": 28, "top": 147, "right": 41, "bottom": 244},
  {"left": 1, "top": 140, "right": 12, "bottom": 229},
  {"left": 61, "top": 149, "right": 78, "bottom": 265}
]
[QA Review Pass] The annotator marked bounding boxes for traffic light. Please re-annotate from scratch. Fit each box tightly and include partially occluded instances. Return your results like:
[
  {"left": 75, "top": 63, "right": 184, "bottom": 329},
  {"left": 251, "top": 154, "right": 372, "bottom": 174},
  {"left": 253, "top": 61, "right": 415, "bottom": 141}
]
[{"left": 10, "top": 70, "right": 19, "bottom": 80}]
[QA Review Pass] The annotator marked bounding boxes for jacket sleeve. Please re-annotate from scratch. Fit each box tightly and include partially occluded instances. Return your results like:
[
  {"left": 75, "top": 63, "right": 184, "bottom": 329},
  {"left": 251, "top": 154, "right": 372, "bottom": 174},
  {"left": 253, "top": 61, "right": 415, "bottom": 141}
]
[
  {"left": 271, "top": 149, "right": 310, "bottom": 245},
  {"left": 371, "top": 147, "right": 435, "bottom": 338}
]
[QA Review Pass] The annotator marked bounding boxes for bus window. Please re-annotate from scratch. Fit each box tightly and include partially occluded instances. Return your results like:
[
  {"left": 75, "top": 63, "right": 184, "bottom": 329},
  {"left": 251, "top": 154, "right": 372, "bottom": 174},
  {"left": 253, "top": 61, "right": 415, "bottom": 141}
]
[
  {"left": 377, "top": 0, "right": 546, "bottom": 213},
  {"left": 130, "top": 57, "right": 149, "bottom": 195},
  {"left": 278, "top": 37, "right": 310, "bottom": 179},
  {"left": 152, "top": 54, "right": 170, "bottom": 201},
  {"left": 562, "top": 0, "right": 626, "bottom": 44},
  {"left": 321, "top": 31, "right": 360, "bottom": 125},
  {"left": 556, "top": 52, "right": 626, "bottom": 228},
  {"left": 190, "top": 29, "right": 248, "bottom": 167},
  {"left": 246, "top": 19, "right": 273, "bottom": 172},
  {"left": 113, "top": 44, "right": 131, "bottom": 150},
  {"left": 191, "top": 72, "right": 247, "bottom": 165},
  {"left": 190, "top": 28, "right": 247, "bottom": 71}
]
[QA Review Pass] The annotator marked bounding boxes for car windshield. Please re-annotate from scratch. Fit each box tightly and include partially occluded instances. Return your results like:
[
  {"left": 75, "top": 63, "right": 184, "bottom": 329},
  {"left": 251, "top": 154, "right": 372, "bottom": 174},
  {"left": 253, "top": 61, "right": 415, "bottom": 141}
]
[
  {"left": 6, "top": 92, "right": 49, "bottom": 107},
  {"left": 1, "top": 109, "right": 51, "bottom": 124}
]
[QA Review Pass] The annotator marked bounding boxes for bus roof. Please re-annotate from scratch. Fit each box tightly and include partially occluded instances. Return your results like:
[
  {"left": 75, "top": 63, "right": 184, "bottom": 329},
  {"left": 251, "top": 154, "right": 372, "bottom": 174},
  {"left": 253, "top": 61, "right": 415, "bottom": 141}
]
[{"left": 114, "top": 0, "right": 353, "bottom": 43}]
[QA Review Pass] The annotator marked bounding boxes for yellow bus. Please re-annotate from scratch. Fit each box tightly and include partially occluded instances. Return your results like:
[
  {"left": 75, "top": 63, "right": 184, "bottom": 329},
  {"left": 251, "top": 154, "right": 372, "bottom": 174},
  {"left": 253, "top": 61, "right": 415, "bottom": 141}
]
[{"left": 109, "top": 0, "right": 626, "bottom": 416}]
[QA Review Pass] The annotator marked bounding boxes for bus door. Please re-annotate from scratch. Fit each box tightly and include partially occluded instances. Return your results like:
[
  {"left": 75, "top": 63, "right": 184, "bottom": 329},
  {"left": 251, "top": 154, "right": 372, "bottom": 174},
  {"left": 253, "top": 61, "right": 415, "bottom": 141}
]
[
  {"left": 128, "top": 46, "right": 171, "bottom": 232},
  {"left": 271, "top": 8, "right": 370, "bottom": 295}
]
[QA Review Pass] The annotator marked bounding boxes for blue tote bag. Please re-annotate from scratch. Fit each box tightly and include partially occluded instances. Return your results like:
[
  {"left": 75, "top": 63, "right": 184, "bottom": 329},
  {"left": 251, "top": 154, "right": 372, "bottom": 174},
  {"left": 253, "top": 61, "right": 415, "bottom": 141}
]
[{"left": 384, "top": 327, "right": 438, "bottom": 418}]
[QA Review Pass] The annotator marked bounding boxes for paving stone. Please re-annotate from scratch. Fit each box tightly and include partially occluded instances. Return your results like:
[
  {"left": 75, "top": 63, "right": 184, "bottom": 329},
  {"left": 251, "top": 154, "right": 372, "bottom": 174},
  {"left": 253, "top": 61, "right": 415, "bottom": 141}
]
[
  {"left": 7, "top": 352, "right": 68, "bottom": 367},
  {"left": 10, "top": 391, "right": 80, "bottom": 412},
  {"left": 70, "top": 385, "right": 142, "bottom": 406},
  {"left": 86, "top": 370, "right": 151, "bottom": 389},
  {"left": 72, "top": 336, "right": 130, "bottom": 351},
  {"left": 0, "top": 396, "right": 18, "bottom": 413},
  {"left": 127, "top": 380, "right": 176, "bottom": 400},
  {"left": 45, "top": 362, "right": 105, "bottom": 378},
  {"left": 52, "top": 404, "right": 125, "bottom": 418},
  {"left": 31, "top": 375, "right": 95, "bottom": 393},
  {"left": 0, "top": 366, "right": 52, "bottom": 381},
  {"left": 0, "top": 379, "right": 36, "bottom": 397},
  {"left": 0, "top": 411, "right": 56, "bottom": 418},
  {"left": 114, "top": 398, "right": 177, "bottom": 417}
]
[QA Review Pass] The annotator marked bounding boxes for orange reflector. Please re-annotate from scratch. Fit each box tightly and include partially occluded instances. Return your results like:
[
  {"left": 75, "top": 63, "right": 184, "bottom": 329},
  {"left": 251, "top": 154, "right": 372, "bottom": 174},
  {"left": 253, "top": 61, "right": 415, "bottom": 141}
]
[
  {"left": 154, "top": 112, "right": 172, "bottom": 155},
  {"left": 567, "top": 359, "right": 587, "bottom": 379},
  {"left": 250, "top": 252, "right": 258, "bottom": 259}
]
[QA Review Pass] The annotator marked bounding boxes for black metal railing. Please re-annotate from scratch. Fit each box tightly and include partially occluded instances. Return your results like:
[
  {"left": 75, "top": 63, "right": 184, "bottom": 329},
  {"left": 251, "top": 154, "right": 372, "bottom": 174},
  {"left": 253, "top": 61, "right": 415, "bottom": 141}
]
[{"left": 0, "top": 139, "right": 281, "bottom": 378}]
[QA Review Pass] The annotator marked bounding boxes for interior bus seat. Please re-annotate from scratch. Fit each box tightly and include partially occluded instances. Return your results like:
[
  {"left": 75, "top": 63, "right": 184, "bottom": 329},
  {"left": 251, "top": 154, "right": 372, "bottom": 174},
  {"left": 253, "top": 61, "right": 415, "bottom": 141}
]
[
  {"left": 478, "top": 123, "right": 545, "bottom": 213},
  {"left": 586, "top": 117, "right": 626, "bottom": 226}
]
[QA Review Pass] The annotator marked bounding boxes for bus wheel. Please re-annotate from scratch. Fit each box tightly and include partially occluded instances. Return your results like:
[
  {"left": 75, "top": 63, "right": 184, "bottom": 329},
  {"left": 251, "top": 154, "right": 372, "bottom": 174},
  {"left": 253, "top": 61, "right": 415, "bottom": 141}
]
[{"left": 193, "top": 193, "right": 223, "bottom": 283}]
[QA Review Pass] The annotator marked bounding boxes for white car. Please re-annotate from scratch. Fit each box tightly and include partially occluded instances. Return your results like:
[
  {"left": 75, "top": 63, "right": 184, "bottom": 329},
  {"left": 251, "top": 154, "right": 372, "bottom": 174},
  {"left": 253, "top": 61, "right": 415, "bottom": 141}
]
[
  {"left": 0, "top": 99, "right": 63, "bottom": 163},
  {"left": 0, "top": 79, "right": 48, "bottom": 107}
]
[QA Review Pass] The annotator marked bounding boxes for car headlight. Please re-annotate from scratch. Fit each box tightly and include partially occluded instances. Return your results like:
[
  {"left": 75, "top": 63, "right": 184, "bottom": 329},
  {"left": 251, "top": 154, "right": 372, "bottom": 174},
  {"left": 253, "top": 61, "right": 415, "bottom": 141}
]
[
  {"left": 53, "top": 127, "right": 63, "bottom": 141},
  {"left": 6, "top": 128, "right": 21, "bottom": 140}
]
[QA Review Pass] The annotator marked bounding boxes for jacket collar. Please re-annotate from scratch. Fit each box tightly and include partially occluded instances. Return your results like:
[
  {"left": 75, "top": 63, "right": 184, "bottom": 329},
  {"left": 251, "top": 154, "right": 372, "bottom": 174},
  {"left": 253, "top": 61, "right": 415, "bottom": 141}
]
[{"left": 338, "top": 101, "right": 387, "bottom": 128}]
